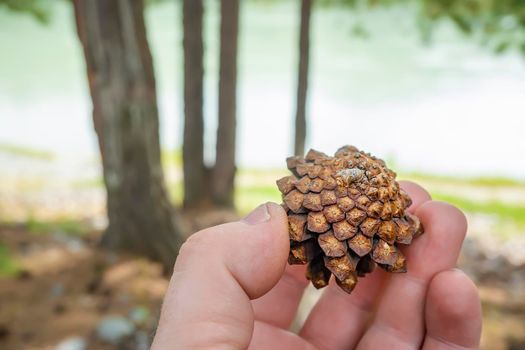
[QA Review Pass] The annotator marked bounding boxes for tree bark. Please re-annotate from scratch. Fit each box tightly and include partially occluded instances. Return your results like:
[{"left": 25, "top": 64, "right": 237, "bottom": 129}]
[
  {"left": 213, "top": 0, "right": 239, "bottom": 208},
  {"left": 182, "top": 0, "right": 208, "bottom": 209},
  {"left": 294, "top": 0, "right": 312, "bottom": 157},
  {"left": 74, "top": 0, "right": 182, "bottom": 269}
]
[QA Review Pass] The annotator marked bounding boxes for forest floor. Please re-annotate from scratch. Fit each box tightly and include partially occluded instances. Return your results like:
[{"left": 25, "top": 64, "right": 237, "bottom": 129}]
[
  {"left": 1, "top": 218, "right": 525, "bottom": 350},
  {"left": 0, "top": 206, "right": 239, "bottom": 350},
  {"left": 1, "top": 151, "right": 524, "bottom": 349}
]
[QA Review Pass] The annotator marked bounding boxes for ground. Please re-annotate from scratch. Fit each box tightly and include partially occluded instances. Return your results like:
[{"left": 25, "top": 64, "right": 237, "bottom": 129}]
[
  {"left": 0, "top": 152, "right": 524, "bottom": 349},
  {"left": 1, "top": 220, "right": 524, "bottom": 350},
  {"left": 0, "top": 208, "right": 238, "bottom": 350},
  {"left": 0, "top": 226, "right": 164, "bottom": 350}
]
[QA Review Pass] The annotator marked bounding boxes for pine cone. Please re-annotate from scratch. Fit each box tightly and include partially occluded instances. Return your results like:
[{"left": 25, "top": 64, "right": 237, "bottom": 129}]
[{"left": 277, "top": 146, "right": 424, "bottom": 294}]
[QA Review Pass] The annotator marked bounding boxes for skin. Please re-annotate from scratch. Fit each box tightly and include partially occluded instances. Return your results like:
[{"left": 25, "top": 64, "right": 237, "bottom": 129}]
[{"left": 151, "top": 181, "right": 482, "bottom": 350}]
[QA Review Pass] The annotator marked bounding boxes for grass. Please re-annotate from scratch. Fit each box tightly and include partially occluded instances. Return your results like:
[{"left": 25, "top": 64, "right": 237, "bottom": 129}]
[
  {"left": 168, "top": 181, "right": 183, "bottom": 206},
  {"left": 0, "top": 244, "right": 19, "bottom": 277},
  {"left": 399, "top": 171, "right": 525, "bottom": 188},
  {"left": 3, "top": 156, "right": 523, "bottom": 236},
  {"left": 432, "top": 193, "right": 525, "bottom": 227},
  {"left": 168, "top": 180, "right": 281, "bottom": 215},
  {"left": 25, "top": 218, "right": 88, "bottom": 236},
  {"left": 235, "top": 184, "right": 281, "bottom": 215},
  {"left": 161, "top": 149, "right": 182, "bottom": 169},
  {"left": 69, "top": 178, "right": 103, "bottom": 189},
  {"left": 17, "top": 179, "right": 524, "bottom": 238},
  {"left": 163, "top": 166, "right": 525, "bottom": 228},
  {"left": 0, "top": 143, "right": 55, "bottom": 161}
]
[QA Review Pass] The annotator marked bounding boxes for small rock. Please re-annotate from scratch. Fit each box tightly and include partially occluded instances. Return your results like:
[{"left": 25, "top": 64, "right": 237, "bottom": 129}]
[
  {"left": 96, "top": 316, "right": 135, "bottom": 344},
  {"left": 50, "top": 283, "right": 65, "bottom": 297},
  {"left": 55, "top": 337, "right": 87, "bottom": 350},
  {"left": 65, "top": 239, "right": 85, "bottom": 253},
  {"left": 53, "top": 303, "right": 67, "bottom": 315},
  {"left": 16, "top": 269, "right": 33, "bottom": 280},
  {"left": 20, "top": 331, "right": 34, "bottom": 341},
  {"left": 129, "top": 306, "right": 150, "bottom": 325},
  {"left": 134, "top": 331, "right": 150, "bottom": 350},
  {"left": 85, "top": 278, "right": 101, "bottom": 294},
  {"left": 0, "top": 324, "right": 10, "bottom": 340}
]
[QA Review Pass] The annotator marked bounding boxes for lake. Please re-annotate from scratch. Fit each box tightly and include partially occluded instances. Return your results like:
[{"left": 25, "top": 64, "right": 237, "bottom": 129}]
[{"left": 1, "top": 0, "right": 524, "bottom": 179}]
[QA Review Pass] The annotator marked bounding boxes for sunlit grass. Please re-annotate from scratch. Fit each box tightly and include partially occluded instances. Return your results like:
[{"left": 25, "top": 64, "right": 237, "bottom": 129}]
[
  {"left": 235, "top": 184, "right": 281, "bottom": 215},
  {"left": 165, "top": 166, "right": 525, "bottom": 230},
  {"left": 25, "top": 217, "right": 88, "bottom": 236},
  {"left": 69, "top": 177, "right": 103, "bottom": 189},
  {"left": 0, "top": 244, "right": 19, "bottom": 277},
  {"left": 161, "top": 149, "right": 182, "bottom": 168},
  {"left": 432, "top": 193, "right": 525, "bottom": 227},
  {"left": 168, "top": 181, "right": 280, "bottom": 214},
  {"left": 3, "top": 158, "right": 523, "bottom": 237},
  {"left": 0, "top": 143, "right": 55, "bottom": 161},
  {"left": 168, "top": 181, "right": 183, "bottom": 206},
  {"left": 399, "top": 171, "right": 525, "bottom": 188}
]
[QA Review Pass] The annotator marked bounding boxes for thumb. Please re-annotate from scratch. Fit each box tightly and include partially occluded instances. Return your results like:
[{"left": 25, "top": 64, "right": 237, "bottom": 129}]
[{"left": 152, "top": 202, "right": 289, "bottom": 349}]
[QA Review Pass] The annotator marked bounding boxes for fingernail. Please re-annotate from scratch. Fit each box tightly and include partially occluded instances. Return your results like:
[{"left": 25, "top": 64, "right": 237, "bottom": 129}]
[{"left": 242, "top": 203, "right": 271, "bottom": 225}]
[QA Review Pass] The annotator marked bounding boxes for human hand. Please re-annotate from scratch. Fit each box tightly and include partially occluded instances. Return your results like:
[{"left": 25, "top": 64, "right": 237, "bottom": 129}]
[{"left": 151, "top": 181, "right": 482, "bottom": 350}]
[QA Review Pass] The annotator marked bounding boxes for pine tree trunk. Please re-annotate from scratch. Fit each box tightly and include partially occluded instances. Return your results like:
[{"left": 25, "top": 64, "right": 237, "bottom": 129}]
[
  {"left": 294, "top": 0, "right": 312, "bottom": 157},
  {"left": 74, "top": 0, "right": 182, "bottom": 269},
  {"left": 182, "top": 0, "right": 208, "bottom": 209},
  {"left": 213, "top": 0, "right": 239, "bottom": 208}
]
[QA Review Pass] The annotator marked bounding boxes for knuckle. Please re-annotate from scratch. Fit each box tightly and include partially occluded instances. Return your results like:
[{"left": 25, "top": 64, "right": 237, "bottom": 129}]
[
  {"left": 177, "top": 228, "right": 215, "bottom": 260},
  {"left": 177, "top": 229, "right": 217, "bottom": 264}
]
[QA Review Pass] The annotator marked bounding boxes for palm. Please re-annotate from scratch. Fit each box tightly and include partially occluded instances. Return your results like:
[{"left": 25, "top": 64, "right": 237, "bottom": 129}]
[{"left": 250, "top": 182, "right": 481, "bottom": 350}]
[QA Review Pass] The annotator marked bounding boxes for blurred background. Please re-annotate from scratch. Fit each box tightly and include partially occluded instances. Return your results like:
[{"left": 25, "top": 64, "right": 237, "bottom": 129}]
[{"left": 1, "top": 0, "right": 524, "bottom": 349}]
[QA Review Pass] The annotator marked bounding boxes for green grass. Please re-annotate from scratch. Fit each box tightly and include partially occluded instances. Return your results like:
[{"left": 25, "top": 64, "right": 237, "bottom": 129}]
[
  {"left": 26, "top": 218, "right": 88, "bottom": 236},
  {"left": 168, "top": 181, "right": 183, "bottom": 206},
  {"left": 161, "top": 149, "right": 182, "bottom": 169},
  {"left": 432, "top": 192, "right": 525, "bottom": 227},
  {"left": 232, "top": 184, "right": 525, "bottom": 229},
  {"left": 239, "top": 167, "right": 289, "bottom": 178},
  {"left": 5, "top": 161, "right": 522, "bottom": 236},
  {"left": 400, "top": 171, "right": 525, "bottom": 188},
  {"left": 0, "top": 143, "right": 55, "bottom": 161},
  {"left": 166, "top": 167, "right": 525, "bottom": 223},
  {"left": 69, "top": 177, "right": 103, "bottom": 189},
  {"left": 236, "top": 184, "right": 281, "bottom": 215},
  {"left": 0, "top": 244, "right": 19, "bottom": 277},
  {"left": 168, "top": 181, "right": 280, "bottom": 215}
]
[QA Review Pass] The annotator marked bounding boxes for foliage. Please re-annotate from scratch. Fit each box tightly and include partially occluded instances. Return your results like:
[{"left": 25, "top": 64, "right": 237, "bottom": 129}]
[
  {"left": 420, "top": 0, "right": 525, "bottom": 54},
  {"left": 316, "top": 0, "right": 525, "bottom": 54},
  {"left": 318, "top": 0, "right": 400, "bottom": 8},
  {"left": 0, "top": 0, "right": 51, "bottom": 23},
  {"left": 146, "top": 0, "right": 176, "bottom": 5}
]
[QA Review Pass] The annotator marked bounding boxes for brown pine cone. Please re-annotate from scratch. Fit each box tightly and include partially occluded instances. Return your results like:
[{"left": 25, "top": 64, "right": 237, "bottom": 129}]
[{"left": 277, "top": 146, "right": 424, "bottom": 294}]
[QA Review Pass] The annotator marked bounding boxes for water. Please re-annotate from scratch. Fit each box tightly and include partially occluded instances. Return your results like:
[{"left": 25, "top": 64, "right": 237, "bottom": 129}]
[{"left": 1, "top": 0, "right": 524, "bottom": 179}]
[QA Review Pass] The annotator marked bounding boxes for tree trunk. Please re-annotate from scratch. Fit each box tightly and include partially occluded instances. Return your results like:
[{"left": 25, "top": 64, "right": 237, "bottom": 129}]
[
  {"left": 213, "top": 0, "right": 239, "bottom": 208},
  {"left": 74, "top": 0, "right": 182, "bottom": 269},
  {"left": 182, "top": 0, "right": 208, "bottom": 209},
  {"left": 294, "top": 0, "right": 312, "bottom": 157}
]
